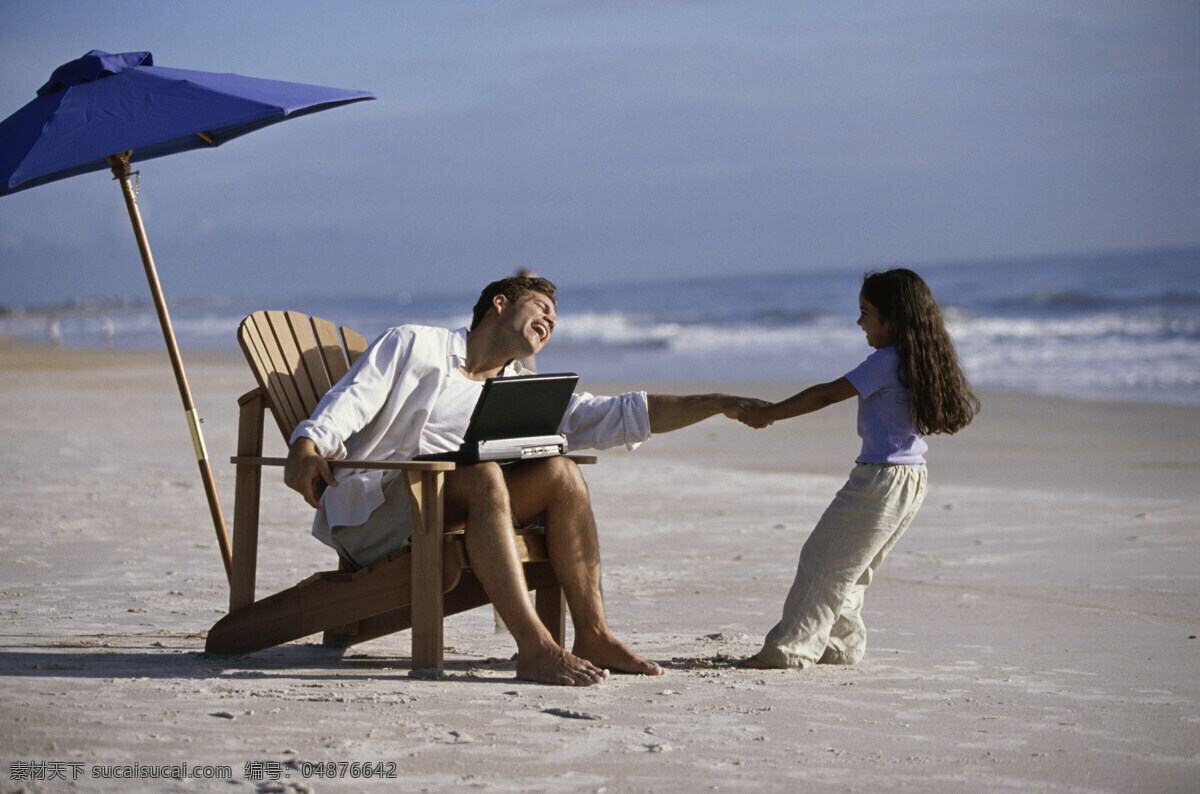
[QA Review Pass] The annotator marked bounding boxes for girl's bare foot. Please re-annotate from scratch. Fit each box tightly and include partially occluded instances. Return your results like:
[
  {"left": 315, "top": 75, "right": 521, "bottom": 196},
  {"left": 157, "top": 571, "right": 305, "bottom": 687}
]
[{"left": 737, "top": 655, "right": 779, "bottom": 670}]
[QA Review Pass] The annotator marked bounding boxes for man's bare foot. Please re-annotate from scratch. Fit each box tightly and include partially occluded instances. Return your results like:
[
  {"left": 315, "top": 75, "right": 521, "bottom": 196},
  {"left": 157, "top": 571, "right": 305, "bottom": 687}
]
[
  {"left": 515, "top": 646, "right": 609, "bottom": 687},
  {"left": 737, "top": 655, "right": 779, "bottom": 670},
  {"left": 574, "top": 634, "right": 664, "bottom": 676}
]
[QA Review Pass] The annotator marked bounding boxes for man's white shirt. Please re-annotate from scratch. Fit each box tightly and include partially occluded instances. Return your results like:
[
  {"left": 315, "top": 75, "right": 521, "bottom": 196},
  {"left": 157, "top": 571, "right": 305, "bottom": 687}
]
[{"left": 292, "top": 325, "right": 651, "bottom": 532}]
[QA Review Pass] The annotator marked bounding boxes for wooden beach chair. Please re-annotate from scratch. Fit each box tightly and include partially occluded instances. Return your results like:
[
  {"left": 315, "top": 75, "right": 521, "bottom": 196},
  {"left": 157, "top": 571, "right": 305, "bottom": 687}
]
[{"left": 204, "top": 310, "right": 569, "bottom": 670}]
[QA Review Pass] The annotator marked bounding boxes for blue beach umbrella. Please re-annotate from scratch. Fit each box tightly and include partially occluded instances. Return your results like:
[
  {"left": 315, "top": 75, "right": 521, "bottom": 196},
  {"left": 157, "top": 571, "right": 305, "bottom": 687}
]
[{"left": 0, "top": 50, "right": 375, "bottom": 581}]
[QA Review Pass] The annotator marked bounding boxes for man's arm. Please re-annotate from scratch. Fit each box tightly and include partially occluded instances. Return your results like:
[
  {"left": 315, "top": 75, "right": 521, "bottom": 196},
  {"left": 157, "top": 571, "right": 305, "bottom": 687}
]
[
  {"left": 280, "top": 326, "right": 420, "bottom": 508},
  {"left": 646, "top": 393, "right": 770, "bottom": 434}
]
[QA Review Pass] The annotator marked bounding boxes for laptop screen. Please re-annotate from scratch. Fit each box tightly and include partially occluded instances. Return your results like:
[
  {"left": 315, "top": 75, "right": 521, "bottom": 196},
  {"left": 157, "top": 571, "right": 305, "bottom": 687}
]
[{"left": 463, "top": 373, "right": 579, "bottom": 443}]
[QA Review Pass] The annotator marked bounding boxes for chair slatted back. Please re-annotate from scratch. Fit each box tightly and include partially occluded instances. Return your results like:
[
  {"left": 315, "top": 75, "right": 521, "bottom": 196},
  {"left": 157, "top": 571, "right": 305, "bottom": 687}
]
[{"left": 238, "top": 310, "right": 368, "bottom": 440}]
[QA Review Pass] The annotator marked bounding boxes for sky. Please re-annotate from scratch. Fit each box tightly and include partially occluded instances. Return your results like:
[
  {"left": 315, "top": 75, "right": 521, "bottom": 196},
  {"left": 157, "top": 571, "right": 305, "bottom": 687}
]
[{"left": 1, "top": 0, "right": 1197, "bottom": 307}]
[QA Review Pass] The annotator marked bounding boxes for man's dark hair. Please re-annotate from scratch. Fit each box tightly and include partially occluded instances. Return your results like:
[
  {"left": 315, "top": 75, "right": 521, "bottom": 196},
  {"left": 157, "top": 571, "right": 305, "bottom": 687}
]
[{"left": 470, "top": 275, "right": 558, "bottom": 330}]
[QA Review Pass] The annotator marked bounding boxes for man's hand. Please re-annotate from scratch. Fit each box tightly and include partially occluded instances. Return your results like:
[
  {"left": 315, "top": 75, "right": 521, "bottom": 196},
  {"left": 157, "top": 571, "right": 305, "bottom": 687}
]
[{"left": 283, "top": 437, "right": 338, "bottom": 509}]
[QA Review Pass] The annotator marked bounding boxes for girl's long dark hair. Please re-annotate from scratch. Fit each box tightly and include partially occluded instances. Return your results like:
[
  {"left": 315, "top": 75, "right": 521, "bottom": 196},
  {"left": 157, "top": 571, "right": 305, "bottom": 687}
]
[{"left": 861, "top": 269, "right": 979, "bottom": 435}]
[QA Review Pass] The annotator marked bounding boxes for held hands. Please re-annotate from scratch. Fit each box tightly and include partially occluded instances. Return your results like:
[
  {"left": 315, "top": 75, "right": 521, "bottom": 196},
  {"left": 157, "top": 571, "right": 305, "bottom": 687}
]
[
  {"left": 737, "top": 403, "right": 776, "bottom": 429},
  {"left": 283, "top": 437, "right": 339, "bottom": 509},
  {"left": 717, "top": 395, "right": 771, "bottom": 420},
  {"left": 735, "top": 378, "right": 856, "bottom": 429},
  {"left": 714, "top": 394, "right": 776, "bottom": 428}
]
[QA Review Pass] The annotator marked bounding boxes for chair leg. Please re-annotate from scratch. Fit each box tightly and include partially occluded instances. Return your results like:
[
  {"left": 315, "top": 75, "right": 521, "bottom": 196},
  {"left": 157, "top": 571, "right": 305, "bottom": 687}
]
[
  {"left": 411, "top": 470, "right": 445, "bottom": 670},
  {"left": 322, "top": 555, "right": 360, "bottom": 647},
  {"left": 229, "top": 390, "right": 266, "bottom": 611}
]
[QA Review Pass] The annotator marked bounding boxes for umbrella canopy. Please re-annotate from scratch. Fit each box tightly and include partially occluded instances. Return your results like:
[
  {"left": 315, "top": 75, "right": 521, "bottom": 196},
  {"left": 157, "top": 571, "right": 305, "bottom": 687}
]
[
  {"left": 0, "top": 50, "right": 375, "bottom": 582},
  {"left": 1, "top": 49, "right": 374, "bottom": 195}
]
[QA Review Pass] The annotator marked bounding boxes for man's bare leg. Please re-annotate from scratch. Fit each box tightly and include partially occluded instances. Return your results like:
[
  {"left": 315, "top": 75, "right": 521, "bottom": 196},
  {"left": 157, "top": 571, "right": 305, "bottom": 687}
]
[
  {"left": 444, "top": 463, "right": 607, "bottom": 686},
  {"left": 505, "top": 457, "right": 664, "bottom": 676}
]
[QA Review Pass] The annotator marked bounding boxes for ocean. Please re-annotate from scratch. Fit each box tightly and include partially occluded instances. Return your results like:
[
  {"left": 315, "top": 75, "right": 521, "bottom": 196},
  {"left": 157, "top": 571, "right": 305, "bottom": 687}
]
[{"left": 4, "top": 248, "right": 1198, "bottom": 407}]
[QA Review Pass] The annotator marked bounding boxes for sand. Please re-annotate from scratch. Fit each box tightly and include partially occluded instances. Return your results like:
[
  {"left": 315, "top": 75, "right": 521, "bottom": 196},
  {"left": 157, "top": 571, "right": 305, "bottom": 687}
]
[{"left": 1, "top": 342, "right": 1197, "bottom": 793}]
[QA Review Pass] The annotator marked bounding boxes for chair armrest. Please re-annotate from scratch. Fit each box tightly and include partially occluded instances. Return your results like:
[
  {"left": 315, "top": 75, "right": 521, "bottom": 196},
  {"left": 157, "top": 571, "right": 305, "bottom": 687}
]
[
  {"left": 231, "top": 455, "right": 594, "bottom": 469},
  {"left": 230, "top": 456, "right": 456, "bottom": 472}
]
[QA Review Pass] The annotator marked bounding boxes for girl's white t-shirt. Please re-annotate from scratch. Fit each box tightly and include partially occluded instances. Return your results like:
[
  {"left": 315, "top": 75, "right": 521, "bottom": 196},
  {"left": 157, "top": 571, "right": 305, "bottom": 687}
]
[{"left": 845, "top": 345, "right": 927, "bottom": 465}]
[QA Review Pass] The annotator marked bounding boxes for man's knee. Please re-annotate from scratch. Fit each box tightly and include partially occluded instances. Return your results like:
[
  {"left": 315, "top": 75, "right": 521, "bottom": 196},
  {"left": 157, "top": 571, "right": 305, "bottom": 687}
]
[
  {"left": 503, "top": 456, "right": 591, "bottom": 522},
  {"left": 453, "top": 460, "right": 501, "bottom": 484},
  {"left": 447, "top": 462, "right": 511, "bottom": 518},
  {"left": 540, "top": 455, "right": 588, "bottom": 499},
  {"left": 525, "top": 458, "right": 590, "bottom": 506}
]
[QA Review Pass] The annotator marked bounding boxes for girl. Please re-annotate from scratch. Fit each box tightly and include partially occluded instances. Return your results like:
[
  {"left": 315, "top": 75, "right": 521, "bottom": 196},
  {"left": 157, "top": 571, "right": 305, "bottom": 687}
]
[{"left": 738, "top": 268, "right": 979, "bottom": 669}]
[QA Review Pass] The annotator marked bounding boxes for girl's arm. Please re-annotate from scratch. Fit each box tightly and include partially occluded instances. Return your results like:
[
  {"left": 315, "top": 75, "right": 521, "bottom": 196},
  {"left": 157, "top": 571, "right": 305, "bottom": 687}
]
[{"left": 739, "top": 377, "right": 858, "bottom": 429}]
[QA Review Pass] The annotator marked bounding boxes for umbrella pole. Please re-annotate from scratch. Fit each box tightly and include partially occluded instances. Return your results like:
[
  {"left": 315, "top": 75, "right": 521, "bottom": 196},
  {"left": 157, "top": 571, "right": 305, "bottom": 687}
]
[{"left": 106, "top": 153, "right": 233, "bottom": 584}]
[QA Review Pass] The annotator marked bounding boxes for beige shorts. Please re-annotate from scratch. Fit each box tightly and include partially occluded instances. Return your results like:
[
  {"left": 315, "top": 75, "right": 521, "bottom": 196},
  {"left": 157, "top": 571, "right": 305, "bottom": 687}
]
[
  {"left": 315, "top": 464, "right": 539, "bottom": 569},
  {"left": 315, "top": 471, "right": 415, "bottom": 569}
]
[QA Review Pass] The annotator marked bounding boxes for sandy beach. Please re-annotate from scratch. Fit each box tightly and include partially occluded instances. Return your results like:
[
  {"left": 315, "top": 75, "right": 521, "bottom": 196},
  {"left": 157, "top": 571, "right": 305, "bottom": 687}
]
[{"left": 1, "top": 342, "right": 1197, "bottom": 793}]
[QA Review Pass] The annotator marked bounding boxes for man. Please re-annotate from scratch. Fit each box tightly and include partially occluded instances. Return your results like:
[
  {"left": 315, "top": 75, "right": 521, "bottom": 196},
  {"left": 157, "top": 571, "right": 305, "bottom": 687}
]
[{"left": 285, "top": 275, "right": 762, "bottom": 686}]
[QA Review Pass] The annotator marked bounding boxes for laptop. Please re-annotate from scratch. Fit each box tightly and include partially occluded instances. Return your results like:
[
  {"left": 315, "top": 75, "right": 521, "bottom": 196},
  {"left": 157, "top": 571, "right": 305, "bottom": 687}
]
[{"left": 414, "top": 372, "right": 579, "bottom": 464}]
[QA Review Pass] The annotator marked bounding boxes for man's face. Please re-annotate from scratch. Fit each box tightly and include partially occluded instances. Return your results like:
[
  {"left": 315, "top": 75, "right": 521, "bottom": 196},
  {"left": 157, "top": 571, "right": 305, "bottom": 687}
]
[{"left": 498, "top": 290, "right": 557, "bottom": 354}]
